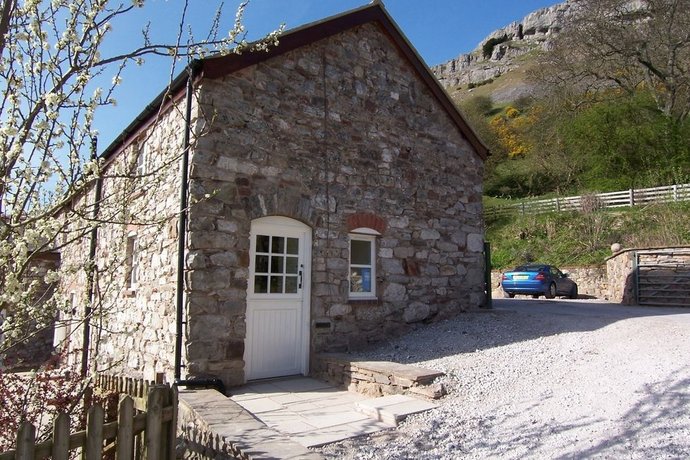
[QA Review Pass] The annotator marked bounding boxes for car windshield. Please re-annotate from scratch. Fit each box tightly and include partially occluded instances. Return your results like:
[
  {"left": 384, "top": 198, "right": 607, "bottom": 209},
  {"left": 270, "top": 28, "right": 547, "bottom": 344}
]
[{"left": 514, "top": 265, "right": 547, "bottom": 272}]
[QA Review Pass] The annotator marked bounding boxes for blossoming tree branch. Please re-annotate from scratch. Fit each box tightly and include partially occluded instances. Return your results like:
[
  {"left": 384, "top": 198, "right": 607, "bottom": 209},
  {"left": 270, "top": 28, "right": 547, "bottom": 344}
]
[{"left": 0, "top": 0, "right": 282, "bottom": 357}]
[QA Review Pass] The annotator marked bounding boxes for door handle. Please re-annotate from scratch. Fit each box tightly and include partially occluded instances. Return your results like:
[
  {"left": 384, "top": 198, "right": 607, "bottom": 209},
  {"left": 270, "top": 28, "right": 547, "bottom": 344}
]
[{"left": 298, "top": 265, "right": 304, "bottom": 289}]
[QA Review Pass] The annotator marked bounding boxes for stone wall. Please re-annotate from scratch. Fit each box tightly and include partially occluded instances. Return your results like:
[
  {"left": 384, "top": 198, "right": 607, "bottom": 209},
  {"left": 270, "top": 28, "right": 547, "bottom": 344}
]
[
  {"left": 312, "top": 353, "right": 445, "bottom": 399},
  {"left": 606, "top": 247, "right": 690, "bottom": 305},
  {"left": 58, "top": 100, "right": 186, "bottom": 383},
  {"left": 606, "top": 250, "right": 636, "bottom": 304},
  {"left": 492, "top": 249, "right": 690, "bottom": 304},
  {"left": 56, "top": 21, "right": 486, "bottom": 388},
  {"left": 187, "top": 22, "right": 486, "bottom": 386},
  {"left": 491, "top": 265, "right": 608, "bottom": 299}
]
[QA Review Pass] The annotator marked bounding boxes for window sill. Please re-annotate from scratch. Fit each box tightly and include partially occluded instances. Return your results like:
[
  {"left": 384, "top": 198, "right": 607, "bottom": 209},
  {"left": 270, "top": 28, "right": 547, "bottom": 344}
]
[{"left": 348, "top": 297, "right": 380, "bottom": 306}]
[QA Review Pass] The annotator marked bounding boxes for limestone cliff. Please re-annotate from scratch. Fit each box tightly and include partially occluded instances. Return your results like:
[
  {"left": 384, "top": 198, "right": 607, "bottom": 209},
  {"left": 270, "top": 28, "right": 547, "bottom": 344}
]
[{"left": 432, "top": 1, "right": 579, "bottom": 100}]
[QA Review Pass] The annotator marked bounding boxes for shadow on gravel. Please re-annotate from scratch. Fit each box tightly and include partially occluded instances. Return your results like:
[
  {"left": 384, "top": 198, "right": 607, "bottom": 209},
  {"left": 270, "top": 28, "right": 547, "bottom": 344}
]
[
  {"left": 556, "top": 369, "right": 690, "bottom": 459},
  {"left": 449, "top": 369, "right": 690, "bottom": 459},
  {"left": 354, "top": 299, "right": 690, "bottom": 365}
]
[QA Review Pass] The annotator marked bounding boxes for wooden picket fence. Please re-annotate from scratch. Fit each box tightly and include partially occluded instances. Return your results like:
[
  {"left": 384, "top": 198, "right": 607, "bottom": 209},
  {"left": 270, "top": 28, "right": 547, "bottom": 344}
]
[
  {"left": 0, "top": 375, "right": 178, "bottom": 460},
  {"left": 485, "top": 183, "right": 690, "bottom": 218}
]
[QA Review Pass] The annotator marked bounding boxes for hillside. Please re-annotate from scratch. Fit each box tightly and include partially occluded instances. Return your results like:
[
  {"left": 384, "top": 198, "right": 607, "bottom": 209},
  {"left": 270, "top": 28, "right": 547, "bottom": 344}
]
[
  {"left": 434, "top": 0, "right": 690, "bottom": 268},
  {"left": 486, "top": 202, "right": 690, "bottom": 269},
  {"left": 432, "top": 1, "right": 577, "bottom": 104}
]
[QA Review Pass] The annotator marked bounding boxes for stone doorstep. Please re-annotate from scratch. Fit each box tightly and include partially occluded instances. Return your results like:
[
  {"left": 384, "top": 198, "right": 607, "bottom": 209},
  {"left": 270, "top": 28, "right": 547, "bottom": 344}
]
[{"left": 355, "top": 394, "right": 437, "bottom": 426}]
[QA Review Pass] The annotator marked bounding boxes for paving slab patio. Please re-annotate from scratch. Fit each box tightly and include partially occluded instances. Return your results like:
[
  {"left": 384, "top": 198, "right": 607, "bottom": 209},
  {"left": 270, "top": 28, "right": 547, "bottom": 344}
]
[{"left": 230, "top": 376, "right": 435, "bottom": 448}]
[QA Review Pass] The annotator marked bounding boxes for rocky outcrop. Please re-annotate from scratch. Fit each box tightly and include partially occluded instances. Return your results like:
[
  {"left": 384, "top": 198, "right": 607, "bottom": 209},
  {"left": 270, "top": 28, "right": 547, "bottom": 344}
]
[{"left": 433, "top": 1, "right": 579, "bottom": 90}]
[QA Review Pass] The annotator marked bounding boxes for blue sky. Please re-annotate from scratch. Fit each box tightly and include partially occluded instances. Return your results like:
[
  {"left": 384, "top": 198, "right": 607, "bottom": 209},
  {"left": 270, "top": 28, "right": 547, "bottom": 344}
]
[{"left": 96, "top": 0, "right": 559, "bottom": 148}]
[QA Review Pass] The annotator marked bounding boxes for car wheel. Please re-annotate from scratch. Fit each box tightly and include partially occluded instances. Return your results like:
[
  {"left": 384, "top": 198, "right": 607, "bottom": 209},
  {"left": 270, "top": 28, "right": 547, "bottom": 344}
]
[
  {"left": 532, "top": 294, "right": 539, "bottom": 299},
  {"left": 545, "top": 283, "right": 556, "bottom": 299},
  {"left": 569, "top": 285, "right": 578, "bottom": 299},
  {"left": 503, "top": 292, "right": 515, "bottom": 298}
]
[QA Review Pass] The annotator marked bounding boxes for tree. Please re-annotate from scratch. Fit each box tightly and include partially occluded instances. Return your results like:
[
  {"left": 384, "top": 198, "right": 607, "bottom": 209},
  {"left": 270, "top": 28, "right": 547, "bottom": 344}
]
[
  {"left": 0, "top": 0, "right": 281, "bottom": 362},
  {"left": 536, "top": 0, "right": 690, "bottom": 122},
  {"left": 560, "top": 92, "right": 690, "bottom": 190},
  {"left": 0, "top": 0, "right": 283, "bottom": 449}
]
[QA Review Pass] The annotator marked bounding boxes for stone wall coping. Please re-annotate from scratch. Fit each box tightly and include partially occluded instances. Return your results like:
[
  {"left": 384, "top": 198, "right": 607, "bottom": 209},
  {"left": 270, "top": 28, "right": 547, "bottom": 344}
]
[
  {"left": 317, "top": 353, "right": 444, "bottom": 384},
  {"left": 178, "top": 389, "right": 322, "bottom": 459},
  {"left": 605, "top": 245, "right": 690, "bottom": 261},
  {"left": 492, "top": 265, "right": 605, "bottom": 272}
]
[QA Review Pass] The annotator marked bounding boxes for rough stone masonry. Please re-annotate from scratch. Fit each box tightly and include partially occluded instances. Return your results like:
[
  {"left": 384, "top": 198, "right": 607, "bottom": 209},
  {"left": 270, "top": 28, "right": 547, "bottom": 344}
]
[{"left": 185, "top": 22, "right": 486, "bottom": 385}]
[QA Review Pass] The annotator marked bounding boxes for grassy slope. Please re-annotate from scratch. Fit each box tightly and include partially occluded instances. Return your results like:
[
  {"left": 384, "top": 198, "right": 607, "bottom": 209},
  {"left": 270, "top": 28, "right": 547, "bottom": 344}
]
[{"left": 486, "top": 202, "right": 690, "bottom": 270}]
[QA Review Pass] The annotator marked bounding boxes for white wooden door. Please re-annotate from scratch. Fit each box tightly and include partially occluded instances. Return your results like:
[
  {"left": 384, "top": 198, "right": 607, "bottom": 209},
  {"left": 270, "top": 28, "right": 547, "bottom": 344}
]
[{"left": 245, "top": 217, "right": 311, "bottom": 381}]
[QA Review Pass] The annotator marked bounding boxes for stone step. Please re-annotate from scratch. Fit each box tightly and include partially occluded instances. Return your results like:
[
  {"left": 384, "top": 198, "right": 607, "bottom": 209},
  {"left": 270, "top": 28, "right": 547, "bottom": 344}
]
[
  {"left": 313, "top": 353, "right": 447, "bottom": 399},
  {"left": 355, "top": 394, "right": 437, "bottom": 426}
]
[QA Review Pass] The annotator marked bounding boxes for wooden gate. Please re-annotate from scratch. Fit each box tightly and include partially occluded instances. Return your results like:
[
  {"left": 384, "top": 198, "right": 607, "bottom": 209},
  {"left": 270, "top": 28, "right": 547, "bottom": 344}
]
[{"left": 635, "top": 249, "right": 690, "bottom": 307}]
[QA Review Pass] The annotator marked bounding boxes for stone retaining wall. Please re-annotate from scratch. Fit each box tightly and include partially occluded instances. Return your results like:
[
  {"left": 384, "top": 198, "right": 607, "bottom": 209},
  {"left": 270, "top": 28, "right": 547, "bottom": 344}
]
[
  {"left": 606, "top": 251, "right": 636, "bottom": 304},
  {"left": 312, "top": 353, "right": 445, "bottom": 399},
  {"left": 606, "top": 247, "right": 690, "bottom": 305}
]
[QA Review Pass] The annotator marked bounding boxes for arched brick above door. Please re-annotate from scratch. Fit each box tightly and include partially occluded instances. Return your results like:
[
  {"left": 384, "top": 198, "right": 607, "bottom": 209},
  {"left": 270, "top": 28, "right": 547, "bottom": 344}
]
[{"left": 346, "top": 213, "right": 387, "bottom": 234}]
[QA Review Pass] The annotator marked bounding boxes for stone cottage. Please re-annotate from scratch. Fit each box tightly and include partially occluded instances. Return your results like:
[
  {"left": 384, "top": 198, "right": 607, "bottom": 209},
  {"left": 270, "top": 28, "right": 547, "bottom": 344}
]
[{"left": 58, "top": 2, "right": 488, "bottom": 388}]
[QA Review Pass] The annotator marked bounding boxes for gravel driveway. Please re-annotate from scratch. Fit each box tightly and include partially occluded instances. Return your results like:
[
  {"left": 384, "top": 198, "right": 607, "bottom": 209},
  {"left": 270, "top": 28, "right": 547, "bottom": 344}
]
[{"left": 316, "top": 299, "right": 690, "bottom": 459}]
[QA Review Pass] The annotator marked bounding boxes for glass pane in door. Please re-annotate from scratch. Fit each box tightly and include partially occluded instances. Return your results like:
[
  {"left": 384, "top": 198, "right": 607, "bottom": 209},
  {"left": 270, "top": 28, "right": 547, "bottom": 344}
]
[{"left": 254, "top": 233, "right": 300, "bottom": 294}]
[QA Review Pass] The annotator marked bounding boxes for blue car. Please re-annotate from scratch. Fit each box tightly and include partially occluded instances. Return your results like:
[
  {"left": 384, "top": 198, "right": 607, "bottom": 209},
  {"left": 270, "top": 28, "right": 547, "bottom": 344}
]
[{"left": 501, "top": 263, "right": 578, "bottom": 299}]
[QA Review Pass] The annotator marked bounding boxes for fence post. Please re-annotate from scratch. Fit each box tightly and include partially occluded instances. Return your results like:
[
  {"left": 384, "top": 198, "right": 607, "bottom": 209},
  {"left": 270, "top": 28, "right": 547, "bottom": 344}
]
[
  {"left": 166, "top": 386, "right": 179, "bottom": 460},
  {"left": 85, "top": 405, "right": 104, "bottom": 460},
  {"left": 15, "top": 423, "right": 36, "bottom": 460},
  {"left": 629, "top": 188, "right": 635, "bottom": 207},
  {"left": 145, "top": 386, "right": 164, "bottom": 460},
  {"left": 673, "top": 184, "right": 678, "bottom": 201},
  {"left": 117, "top": 396, "right": 135, "bottom": 460},
  {"left": 52, "top": 413, "right": 70, "bottom": 460},
  {"left": 483, "top": 242, "right": 492, "bottom": 309}
]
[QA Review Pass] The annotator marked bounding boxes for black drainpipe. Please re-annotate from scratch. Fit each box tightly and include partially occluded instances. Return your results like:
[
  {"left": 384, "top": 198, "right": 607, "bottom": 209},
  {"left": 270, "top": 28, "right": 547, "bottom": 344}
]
[
  {"left": 174, "top": 69, "right": 193, "bottom": 382},
  {"left": 172, "top": 66, "right": 226, "bottom": 395},
  {"left": 82, "top": 137, "right": 102, "bottom": 378}
]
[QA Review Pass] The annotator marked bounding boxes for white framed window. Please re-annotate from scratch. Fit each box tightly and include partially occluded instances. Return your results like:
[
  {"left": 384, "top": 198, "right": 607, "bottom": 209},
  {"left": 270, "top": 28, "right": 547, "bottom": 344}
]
[
  {"left": 135, "top": 142, "right": 147, "bottom": 176},
  {"left": 349, "top": 228, "right": 379, "bottom": 298},
  {"left": 125, "top": 233, "right": 139, "bottom": 290},
  {"left": 54, "top": 292, "right": 75, "bottom": 351}
]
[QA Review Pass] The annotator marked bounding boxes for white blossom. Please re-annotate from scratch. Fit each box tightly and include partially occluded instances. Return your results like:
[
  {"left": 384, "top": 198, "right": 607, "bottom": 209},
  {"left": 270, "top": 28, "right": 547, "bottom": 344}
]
[{"left": 43, "top": 92, "right": 60, "bottom": 107}]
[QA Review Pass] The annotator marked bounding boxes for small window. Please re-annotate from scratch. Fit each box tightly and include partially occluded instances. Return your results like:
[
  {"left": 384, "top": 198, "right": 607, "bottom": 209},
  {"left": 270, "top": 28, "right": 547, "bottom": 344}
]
[
  {"left": 349, "top": 229, "right": 378, "bottom": 298},
  {"left": 53, "top": 293, "right": 74, "bottom": 350},
  {"left": 135, "top": 142, "right": 147, "bottom": 176},
  {"left": 125, "top": 234, "right": 139, "bottom": 290}
]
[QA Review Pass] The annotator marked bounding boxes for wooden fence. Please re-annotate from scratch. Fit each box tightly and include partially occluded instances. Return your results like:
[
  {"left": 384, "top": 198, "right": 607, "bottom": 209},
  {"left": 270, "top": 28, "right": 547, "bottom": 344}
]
[
  {"left": 485, "top": 183, "right": 690, "bottom": 218},
  {"left": 0, "top": 375, "right": 178, "bottom": 460}
]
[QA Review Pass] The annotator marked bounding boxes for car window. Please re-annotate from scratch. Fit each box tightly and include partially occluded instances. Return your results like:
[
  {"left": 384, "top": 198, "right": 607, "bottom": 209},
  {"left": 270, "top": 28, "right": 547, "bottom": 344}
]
[{"left": 515, "top": 265, "right": 540, "bottom": 272}]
